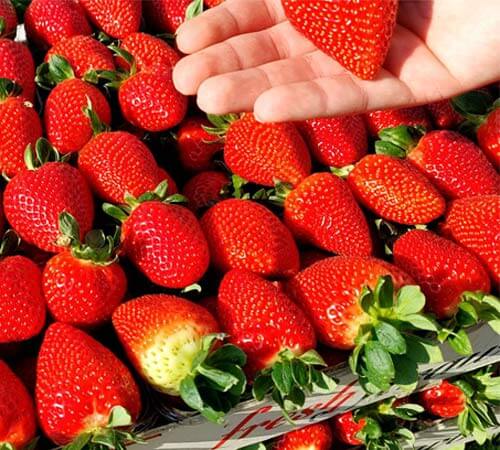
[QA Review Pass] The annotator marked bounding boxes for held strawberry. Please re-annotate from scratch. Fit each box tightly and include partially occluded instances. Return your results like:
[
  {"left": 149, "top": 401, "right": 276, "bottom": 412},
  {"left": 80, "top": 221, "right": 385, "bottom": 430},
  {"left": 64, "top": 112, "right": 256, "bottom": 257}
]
[
  {"left": 113, "top": 294, "right": 248, "bottom": 423},
  {"left": 274, "top": 422, "right": 333, "bottom": 450},
  {"left": 104, "top": 181, "right": 210, "bottom": 289},
  {"left": 281, "top": 0, "right": 398, "bottom": 80},
  {"left": 36, "top": 323, "right": 142, "bottom": 447},
  {"left": 3, "top": 139, "right": 95, "bottom": 253},
  {"left": 0, "top": 359, "right": 37, "bottom": 449},
  {"left": 43, "top": 213, "right": 126, "bottom": 328},
  {"left": 201, "top": 199, "right": 300, "bottom": 278},
  {"left": 183, "top": 171, "right": 229, "bottom": 212},
  {"left": 0, "top": 39, "right": 36, "bottom": 102},
  {"left": 0, "top": 0, "right": 17, "bottom": 38},
  {"left": 365, "top": 106, "right": 432, "bottom": 136}
]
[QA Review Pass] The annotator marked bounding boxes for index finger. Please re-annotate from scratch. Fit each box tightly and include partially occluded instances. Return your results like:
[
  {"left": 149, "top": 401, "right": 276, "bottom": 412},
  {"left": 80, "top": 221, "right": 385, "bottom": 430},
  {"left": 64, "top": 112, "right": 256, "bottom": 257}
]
[{"left": 176, "top": 0, "right": 286, "bottom": 54}]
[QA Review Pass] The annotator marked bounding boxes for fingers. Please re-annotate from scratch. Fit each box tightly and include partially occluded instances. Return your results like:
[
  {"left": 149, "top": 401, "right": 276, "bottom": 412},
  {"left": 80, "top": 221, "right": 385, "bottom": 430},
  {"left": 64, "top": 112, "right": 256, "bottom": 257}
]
[
  {"left": 176, "top": 0, "right": 285, "bottom": 54},
  {"left": 173, "top": 21, "right": 316, "bottom": 95}
]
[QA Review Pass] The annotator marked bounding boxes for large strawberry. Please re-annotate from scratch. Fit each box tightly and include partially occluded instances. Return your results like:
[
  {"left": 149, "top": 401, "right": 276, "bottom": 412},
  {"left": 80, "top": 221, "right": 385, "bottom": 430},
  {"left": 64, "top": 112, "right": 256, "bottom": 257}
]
[
  {"left": 201, "top": 199, "right": 300, "bottom": 278},
  {"left": 43, "top": 213, "right": 126, "bottom": 328},
  {"left": 0, "top": 80, "right": 42, "bottom": 177},
  {"left": 36, "top": 323, "right": 142, "bottom": 446},
  {"left": 0, "top": 231, "right": 46, "bottom": 344},
  {"left": 0, "top": 359, "right": 37, "bottom": 449},
  {"left": 24, "top": 0, "right": 91, "bottom": 48},
  {"left": 426, "top": 100, "right": 463, "bottom": 129},
  {"left": 0, "top": 39, "right": 35, "bottom": 101},
  {"left": 376, "top": 127, "right": 499, "bottom": 199},
  {"left": 297, "top": 115, "right": 368, "bottom": 167},
  {"left": 345, "top": 154, "right": 446, "bottom": 224},
  {"left": 0, "top": 0, "right": 17, "bottom": 38},
  {"left": 183, "top": 171, "right": 229, "bottom": 212},
  {"left": 365, "top": 106, "right": 432, "bottom": 136},
  {"left": 104, "top": 183, "right": 210, "bottom": 289},
  {"left": 79, "top": 131, "right": 173, "bottom": 203},
  {"left": 331, "top": 411, "right": 365, "bottom": 446},
  {"left": 272, "top": 172, "right": 373, "bottom": 256},
  {"left": 281, "top": 0, "right": 399, "bottom": 80},
  {"left": 274, "top": 423, "right": 333, "bottom": 450},
  {"left": 3, "top": 139, "right": 94, "bottom": 253},
  {"left": 79, "top": 0, "right": 141, "bottom": 38},
  {"left": 208, "top": 113, "right": 311, "bottom": 187},
  {"left": 143, "top": 0, "right": 193, "bottom": 33},
  {"left": 113, "top": 294, "right": 247, "bottom": 423},
  {"left": 441, "top": 195, "right": 499, "bottom": 283}
]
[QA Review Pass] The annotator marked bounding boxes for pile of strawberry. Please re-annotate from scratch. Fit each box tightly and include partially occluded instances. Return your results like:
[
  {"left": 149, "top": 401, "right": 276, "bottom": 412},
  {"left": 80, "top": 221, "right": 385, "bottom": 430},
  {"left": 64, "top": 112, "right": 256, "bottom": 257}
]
[{"left": 0, "top": 1, "right": 499, "bottom": 450}]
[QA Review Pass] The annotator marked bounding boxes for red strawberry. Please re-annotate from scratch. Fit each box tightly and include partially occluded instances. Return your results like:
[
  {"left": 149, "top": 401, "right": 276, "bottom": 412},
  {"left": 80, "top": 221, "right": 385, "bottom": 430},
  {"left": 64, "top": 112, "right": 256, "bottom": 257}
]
[
  {"left": 331, "top": 411, "right": 366, "bottom": 446},
  {"left": 426, "top": 100, "right": 463, "bottom": 129},
  {"left": 297, "top": 115, "right": 368, "bottom": 167},
  {"left": 183, "top": 171, "right": 229, "bottom": 212},
  {"left": 36, "top": 323, "right": 142, "bottom": 446},
  {"left": 0, "top": 0, "right": 17, "bottom": 38},
  {"left": 0, "top": 85, "right": 42, "bottom": 177},
  {"left": 0, "top": 39, "right": 35, "bottom": 101},
  {"left": 201, "top": 199, "right": 300, "bottom": 278},
  {"left": 377, "top": 127, "right": 499, "bottom": 199},
  {"left": 25, "top": 0, "right": 91, "bottom": 48},
  {"left": 0, "top": 193, "right": 3, "bottom": 232},
  {"left": 300, "top": 249, "right": 329, "bottom": 269},
  {"left": 277, "top": 172, "right": 373, "bottom": 256},
  {"left": 218, "top": 269, "right": 316, "bottom": 374},
  {"left": 158, "top": 167, "right": 179, "bottom": 194},
  {"left": 441, "top": 195, "right": 499, "bottom": 283},
  {"left": 281, "top": 0, "right": 398, "bottom": 80},
  {"left": 477, "top": 108, "right": 500, "bottom": 167},
  {"left": 346, "top": 154, "right": 446, "bottom": 225},
  {"left": 116, "top": 32, "right": 181, "bottom": 71},
  {"left": 46, "top": 35, "right": 115, "bottom": 78},
  {"left": 144, "top": 0, "right": 192, "bottom": 33},
  {"left": 0, "top": 360, "right": 37, "bottom": 449},
  {"left": 3, "top": 141, "right": 94, "bottom": 253},
  {"left": 117, "top": 64, "right": 187, "bottom": 132},
  {"left": 43, "top": 213, "right": 126, "bottom": 328},
  {"left": 177, "top": 117, "right": 223, "bottom": 172},
  {"left": 393, "top": 229, "right": 491, "bottom": 319},
  {"left": 206, "top": 0, "right": 223, "bottom": 6},
  {"left": 113, "top": 294, "right": 247, "bottom": 422},
  {"left": 419, "top": 380, "right": 466, "bottom": 418},
  {"left": 79, "top": 0, "right": 141, "bottom": 38},
  {"left": 365, "top": 106, "right": 432, "bottom": 136},
  {"left": 274, "top": 422, "right": 333, "bottom": 450}
]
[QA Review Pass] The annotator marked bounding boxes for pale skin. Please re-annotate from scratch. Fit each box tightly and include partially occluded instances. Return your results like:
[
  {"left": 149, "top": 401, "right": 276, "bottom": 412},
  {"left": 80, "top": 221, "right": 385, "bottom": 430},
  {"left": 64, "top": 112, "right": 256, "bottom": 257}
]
[{"left": 173, "top": 0, "right": 500, "bottom": 122}]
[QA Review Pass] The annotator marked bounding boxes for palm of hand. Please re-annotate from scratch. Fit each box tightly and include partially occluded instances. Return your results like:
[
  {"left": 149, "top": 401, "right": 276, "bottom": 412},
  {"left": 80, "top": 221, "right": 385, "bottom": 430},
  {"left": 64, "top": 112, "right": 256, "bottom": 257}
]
[{"left": 173, "top": 0, "right": 500, "bottom": 122}]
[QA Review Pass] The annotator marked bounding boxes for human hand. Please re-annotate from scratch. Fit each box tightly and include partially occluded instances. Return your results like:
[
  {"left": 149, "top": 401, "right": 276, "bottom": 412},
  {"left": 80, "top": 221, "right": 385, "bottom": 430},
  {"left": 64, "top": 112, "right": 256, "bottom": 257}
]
[{"left": 173, "top": 0, "right": 500, "bottom": 122}]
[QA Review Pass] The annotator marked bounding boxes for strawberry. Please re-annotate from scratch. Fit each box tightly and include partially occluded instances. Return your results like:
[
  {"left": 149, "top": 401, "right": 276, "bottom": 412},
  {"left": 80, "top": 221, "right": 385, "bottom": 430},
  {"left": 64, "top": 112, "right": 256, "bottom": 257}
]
[
  {"left": 36, "top": 323, "right": 142, "bottom": 446},
  {"left": 0, "top": 0, "right": 17, "bottom": 38},
  {"left": 297, "top": 115, "right": 368, "bottom": 167},
  {"left": 104, "top": 183, "right": 210, "bottom": 289},
  {"left": 281, "top": 0, "right": 398, "bottom": 80},
  {"left": 177, "top": 117, "right": 223, "bottom": 172},
  {"left": 274, "top": 422, "right": 333, "bottom": 450},
  {"left": 25, "top": 0, "right": 91, "bottom": 48},
  {"left": 115, "top": 32, "right": 181, "bottom": 71},
  {"left": 0, "top": 231, "right": 46, "bottom": 343},
  {"left": 0, "top": 359, "right": 37, "bottom": 449},
  {"left": 0, "top": 81, "right": 42, "bottom": 178},
  {"left": 300, "top": 249, "right": 329, "bottom": 269},
  {"left": 79, "top": 131, "right": 172, "bottom": 203},
  {"left": 113, "top": 294, "right": 247, "bottom": 423},
  {"left": 45, "top": 35, "right": 115, "bottom": 79},
  {"left": 477, "top": 109, "right": 500, "bottom": 167},
  {"left": 144, "top": 0, "right": 193, "bottom": 33},
  {"left": 331, "top": 411, "right": 366, "bottom": 445},
  {"left": 365, "top": 106, "right": 432, "bottom": 136},
  {"left": 419, "top": 380, "right": 466, "bottom": 418},
  {"left": 376, "top": 127, "right": 499, "bottom": 199},
  {"left": 158, "top": 167, "right": 179, "bottom": 194},
  {"left": 200, "top": 199, "right": 300, "bottom": 278},
  {"left": 426, "top": 100, "right": 463, "bottom": 129},
  {"left": 183, "top": 171, "right": 229, "bottom": 212},
  {"left": 345, "top": 154, "right": 446, "bottom": 225},
  {"left": 0, "top": 193, "right": 3, "bottom": 232},
  {"left": 3, "top": 140, "right": 95, "bottom": 253},
  {"left": 43, "top": 213, "right": 126, "bottom": 328},
  {"left": 206, "top": 0, "right": 223, "bottom": 6},
  {"left": 273, "top": 173, "right": 373, "bottom": 256},
  {"left": 41, "top": 57, "right": 111, "bottom": 154},
  {"left": 441, "top": 195, "right": 499, "bottom": 283},
  {"left": 79, "top": 0, "right": 141, "bottom": 39},
  {"left": 393, "top": 229, "right": 491, "bottom": 319},
  {"left": 0, "top": 39, "right": 35, "bottom": 102}
]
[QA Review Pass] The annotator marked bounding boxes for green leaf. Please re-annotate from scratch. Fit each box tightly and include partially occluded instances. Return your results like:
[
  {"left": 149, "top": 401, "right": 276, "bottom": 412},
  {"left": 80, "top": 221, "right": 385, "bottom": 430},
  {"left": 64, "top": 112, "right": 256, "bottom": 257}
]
[
  {"left": 207, "top": 344, "right": 247, "bottom": 367},
  {"left": 186, "top": 0, "right": 204, "bottom": 20},
  {"left": 197, "top": 365, "right": 239, "bottom": 392},
  {"left": 392, "top": 355, "right": 418, "bottom": 392},
  {"left": 62, "top": 433, "right": 92, "bottom": 450},
  {"left": 59, "top": 212, "right": 80, "bottom": 243},
  {"left": 374, "top": 322, "right": 406, "bottom": 355},
  {"left": 252, "top": 373, "right": 273, "bottom": 401},
  {"left": 179, "top": 375, "right": 204, "bottom": 412},
  {"left": 290, "top": 359, "right": 311, "bottom": 387},
  {"left": 360, "top": 417, "right": 382, "bottom": 440},
  {"left": 395, "top": 285, "right": 426, "bottom": 316},
  {"left": 271, "top": 361, "right": 293, "bottom": 396},
  {"left": 102, "top": 203, "right": 129, "bottom": 222},
  {"left": 284, "top": 386, "right": 306, "bottom": 410},
  {"left": 374, "top": 275, "right": 394, "bottom": 309},
  {"left": 216, "top": 363, "right": 247, "bottom": 397},
  {"left": 403, "top": 313, "right": 439, "bottom": 331},
  {"left": 375, "top": 140, "right": 407, "bottom": 158},
  {"left": 298, "top": 349, "right": 327, "bottom": 366},
  {"left": 311, "top": 370, "right": 337, "bottom": 393},
  {"left": 393, "top": 403, "right": 424, "bottom": 420},
  {"left": 360, "top": 287, "right": 375, "bottom": 314},
  {"left": 404, "top": 334, "right": 443, "bottom": 364},
  {"left": 107, "top": 406, "right": 132, "bottom": 428},
  {"left": 191, "top": 333, "right": 225, "bottom": 370},
  {"left": 456, "top": 301, "right": 480, "bottom": 327},
  {"left": 447, "top": 328, "right": 473, "bottom": 355},
  {"left": 239, "top": 444, "right": 267, "bottom": 450},
  {"left": 363, "top": 341, "right": 395, "bottom": 390}
]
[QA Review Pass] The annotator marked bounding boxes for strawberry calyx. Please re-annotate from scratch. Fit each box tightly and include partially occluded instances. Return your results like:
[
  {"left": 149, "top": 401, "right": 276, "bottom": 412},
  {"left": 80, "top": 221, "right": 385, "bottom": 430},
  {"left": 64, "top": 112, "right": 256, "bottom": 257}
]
[
  {"left": 374, "top": 220, "right": 427, "bottom": 255},
  {"left": 35, "top": 55, "right": 77, "bottom": 90},
  {"left": 203, "top": 114, "right": 241, "bottom": 141},
  {"left": 178, "top": 333, "right": 248, "bottom": 424},
  {"left": 98, "top": 47, "right": 136, "bottom": 89},
  {"left": 186, "top": 0, "right": 204, "bottom": 20},
  {"left": 252, "top": 349, "right": 337, "bottom": 422},
  {"left": 452, "top": 90, "right": 499, "bottom": 128},
  {"left": 82, "top": 97, "right": 110, "bottom": 135},
  {"left": 349, "top": 276, "right": 443, "bottom": 394},
  {"left": 374, "top": 125, "right": 427, "bottom": 158},
  {"left": 330, "top": 164, "right": 355, "bottom": 179},
  {"left": 0, "top": 78, "right": 22, "bottom": 101},
  {"left": 23, "top": 138, "right": 71, "bottom": 170},
  {"left": 62, "top": 406, "right": 143, "bottom": 450},
  {"left": 0, "top": 229, "right": 20, "bottom": 259},
  {"left": 56, "top": 212, "right": 121, "bottom": 265}
]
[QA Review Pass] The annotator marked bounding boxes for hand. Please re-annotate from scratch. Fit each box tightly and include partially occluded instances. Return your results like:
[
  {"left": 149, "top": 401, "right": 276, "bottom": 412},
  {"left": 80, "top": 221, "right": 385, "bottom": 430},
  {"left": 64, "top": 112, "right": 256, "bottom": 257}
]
[{"left": 173, "top": 0, "right": 500, "bottom": 122}]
